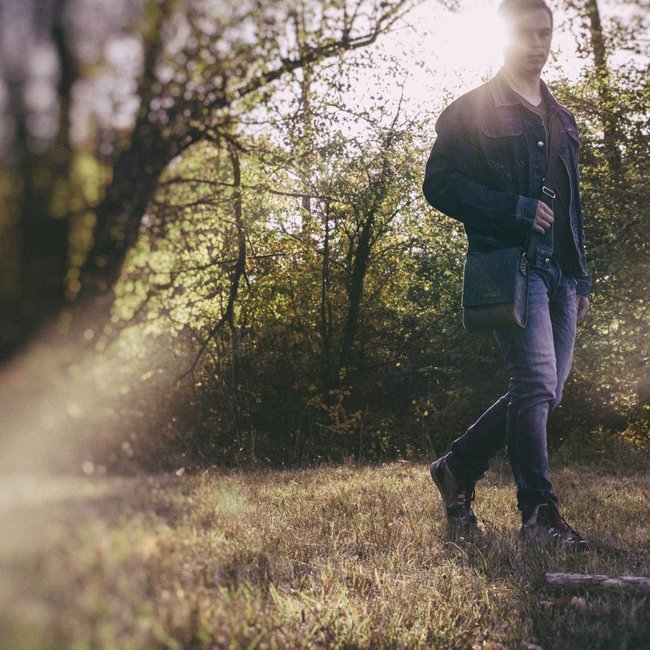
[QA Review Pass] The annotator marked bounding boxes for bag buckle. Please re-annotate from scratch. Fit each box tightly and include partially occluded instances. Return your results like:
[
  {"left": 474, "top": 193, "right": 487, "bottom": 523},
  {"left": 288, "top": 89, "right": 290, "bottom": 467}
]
[
  {"left": 542, "top": 186, "right": 556, "bottom": 199},
  {"left": 519, "top": 252, "right": 528, "bottom": 276}
]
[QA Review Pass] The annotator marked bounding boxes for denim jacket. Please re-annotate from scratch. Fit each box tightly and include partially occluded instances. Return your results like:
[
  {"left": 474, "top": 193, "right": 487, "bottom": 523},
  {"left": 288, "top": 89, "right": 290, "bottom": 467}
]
[{"left": 423, "top": 71, "right": 591, "bottom": 297}]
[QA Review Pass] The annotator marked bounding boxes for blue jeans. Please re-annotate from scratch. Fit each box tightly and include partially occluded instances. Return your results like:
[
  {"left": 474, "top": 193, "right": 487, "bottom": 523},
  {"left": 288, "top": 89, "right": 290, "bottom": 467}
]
[{"left": 447, "top": 259, "right": 578, "bottom": 518}]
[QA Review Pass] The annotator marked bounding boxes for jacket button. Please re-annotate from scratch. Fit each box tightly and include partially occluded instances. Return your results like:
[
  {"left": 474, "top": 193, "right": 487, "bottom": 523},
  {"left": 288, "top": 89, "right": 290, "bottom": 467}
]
[{"left": 537, "top": 141, "right": 544, "bottom": 148}]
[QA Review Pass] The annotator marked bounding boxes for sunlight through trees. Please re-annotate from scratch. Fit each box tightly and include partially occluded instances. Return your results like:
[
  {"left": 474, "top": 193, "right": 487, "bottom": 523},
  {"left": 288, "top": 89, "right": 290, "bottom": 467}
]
[{"left": 0, "top": 0, "right": 647, "bottom": 470}]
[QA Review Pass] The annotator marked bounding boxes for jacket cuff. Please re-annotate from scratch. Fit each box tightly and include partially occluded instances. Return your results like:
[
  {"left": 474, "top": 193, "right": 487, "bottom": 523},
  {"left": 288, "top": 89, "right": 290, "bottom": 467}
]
[
  {"left": 576, "top": 276, "right": 592, "bottom": 298},
  {"left": 515, "top": 196, "right": 537, "bottom": 232}
]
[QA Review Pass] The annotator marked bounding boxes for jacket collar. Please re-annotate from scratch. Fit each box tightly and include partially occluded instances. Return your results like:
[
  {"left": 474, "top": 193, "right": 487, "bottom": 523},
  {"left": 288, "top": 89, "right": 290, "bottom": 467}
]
[{"left": 490, "top": 69, "right": 563, "bottom": 113}]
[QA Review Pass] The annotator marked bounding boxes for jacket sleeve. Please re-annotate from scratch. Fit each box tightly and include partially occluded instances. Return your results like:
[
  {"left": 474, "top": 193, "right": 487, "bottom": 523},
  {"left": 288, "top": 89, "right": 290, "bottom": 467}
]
[
  {"left": 569, "top": 115, "right": 592, "bottom": 298},
  {"left": 576, "top": 276, "right": 592, "bottom": 298},
  {"left": 422, "top": 102, "right": 537, "bottom": 235}
]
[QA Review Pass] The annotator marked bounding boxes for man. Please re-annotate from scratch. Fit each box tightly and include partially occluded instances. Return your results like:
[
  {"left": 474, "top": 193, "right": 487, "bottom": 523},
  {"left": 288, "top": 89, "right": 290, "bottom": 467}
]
[{"left": 422, "top": 0, "right": 591, "bottom": 550}]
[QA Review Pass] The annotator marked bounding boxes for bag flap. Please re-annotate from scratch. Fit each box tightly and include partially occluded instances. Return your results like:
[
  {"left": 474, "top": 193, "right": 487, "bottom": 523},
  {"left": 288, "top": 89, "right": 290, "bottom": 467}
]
[{"left": 462, "top": 248, "right": 525, "bottom": 307}]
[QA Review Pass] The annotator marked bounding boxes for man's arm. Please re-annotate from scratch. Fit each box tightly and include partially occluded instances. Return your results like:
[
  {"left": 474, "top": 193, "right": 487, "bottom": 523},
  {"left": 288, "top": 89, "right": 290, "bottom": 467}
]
[
  {"left": 422, "top": 103, "right": 538, "bottom": 235},
  {"left": 577, "top": 296, "right": 589, "bottom": 321},
  {"left": 568, "top": 113, "right": 592, "bottom": 305}
]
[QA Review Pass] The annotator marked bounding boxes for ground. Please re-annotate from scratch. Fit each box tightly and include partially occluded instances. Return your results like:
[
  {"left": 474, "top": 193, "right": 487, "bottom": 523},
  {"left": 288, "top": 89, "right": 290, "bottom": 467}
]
[{"left": 1, "top": 453, "right": 648, "bottom": 649}]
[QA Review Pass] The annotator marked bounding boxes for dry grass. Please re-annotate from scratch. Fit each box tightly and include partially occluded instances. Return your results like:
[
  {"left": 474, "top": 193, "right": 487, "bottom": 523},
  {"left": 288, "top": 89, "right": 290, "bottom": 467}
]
[{"left": 1, "top": 455, "right": 648, "bottom": 649}]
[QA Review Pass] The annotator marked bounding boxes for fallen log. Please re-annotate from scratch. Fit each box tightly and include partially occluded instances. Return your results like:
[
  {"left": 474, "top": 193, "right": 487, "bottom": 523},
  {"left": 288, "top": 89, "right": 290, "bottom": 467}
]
[{"left": 545, "top": 572, "right": 650, "bottom": 593}]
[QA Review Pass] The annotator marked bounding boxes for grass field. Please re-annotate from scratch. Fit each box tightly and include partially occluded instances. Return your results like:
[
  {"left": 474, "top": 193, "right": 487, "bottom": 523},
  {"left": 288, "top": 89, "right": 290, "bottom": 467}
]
[{"left": 1, "top": 453, "right": 648, "bottom": 649}]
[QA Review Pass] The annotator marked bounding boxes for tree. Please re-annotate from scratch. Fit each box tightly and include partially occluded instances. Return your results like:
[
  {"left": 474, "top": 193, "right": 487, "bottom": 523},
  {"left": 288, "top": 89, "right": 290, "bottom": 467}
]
[{"left": 0, "top": 0, "right": 420, "bottom": 361}]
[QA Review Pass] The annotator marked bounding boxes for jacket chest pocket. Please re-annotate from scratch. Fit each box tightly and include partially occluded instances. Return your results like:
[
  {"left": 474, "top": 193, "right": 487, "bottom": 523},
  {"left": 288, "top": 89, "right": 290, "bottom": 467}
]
[
  {"left": 480, "top": 123, "right": 526, "bottom": 190},
  {"left": 481, "top": 122, "right": 525, "bottom": 164}
]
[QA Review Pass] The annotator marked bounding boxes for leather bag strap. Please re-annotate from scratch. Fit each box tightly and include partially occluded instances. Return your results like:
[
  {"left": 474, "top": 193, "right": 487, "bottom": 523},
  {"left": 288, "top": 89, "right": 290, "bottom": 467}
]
[{"left": 526, "top": 110, "right": 563, "bottom": 261}]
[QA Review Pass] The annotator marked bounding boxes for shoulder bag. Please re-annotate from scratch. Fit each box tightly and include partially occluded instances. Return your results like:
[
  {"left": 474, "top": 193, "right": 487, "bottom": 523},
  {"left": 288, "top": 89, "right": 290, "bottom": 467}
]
[{"left": 461, "top": 239, "right": 535, "bottom": 332}]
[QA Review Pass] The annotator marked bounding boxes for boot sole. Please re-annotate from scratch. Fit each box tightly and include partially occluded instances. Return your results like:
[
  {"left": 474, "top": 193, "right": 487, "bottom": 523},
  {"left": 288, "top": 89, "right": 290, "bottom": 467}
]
[{"left": 520, "top": 527, "right": 590, "bottom": 552}]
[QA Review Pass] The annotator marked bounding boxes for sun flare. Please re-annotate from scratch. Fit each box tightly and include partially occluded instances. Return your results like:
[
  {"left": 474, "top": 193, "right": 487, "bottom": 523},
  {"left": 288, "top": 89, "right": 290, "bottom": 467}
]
[
  {"left": 395, "top": 2, "right": 510, "bottom": 106},
  {"left": 433, "top": 6, "right": 507, "bottom": 78}
]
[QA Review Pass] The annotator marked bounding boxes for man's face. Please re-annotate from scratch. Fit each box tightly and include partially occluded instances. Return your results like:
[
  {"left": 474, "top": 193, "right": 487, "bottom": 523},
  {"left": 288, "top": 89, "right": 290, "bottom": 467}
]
[{"left": 503, "top": 8, "right": 553, "bottom": 75}]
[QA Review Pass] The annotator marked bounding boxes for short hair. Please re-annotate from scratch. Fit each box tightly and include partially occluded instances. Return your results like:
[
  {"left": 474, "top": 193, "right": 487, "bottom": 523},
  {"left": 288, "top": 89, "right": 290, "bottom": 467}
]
[{"left": 497, "top": 0, "right": 554, "bottom": 28}]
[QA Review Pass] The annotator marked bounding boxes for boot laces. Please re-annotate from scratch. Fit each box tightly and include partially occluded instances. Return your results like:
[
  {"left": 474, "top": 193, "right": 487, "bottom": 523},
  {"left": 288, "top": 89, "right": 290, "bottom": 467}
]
[
  {"left": 456, "top": 484, "right": 476, "bottom": 517},
  {"left": 545, "top": 503, "right": 584, "bottom": 543}
]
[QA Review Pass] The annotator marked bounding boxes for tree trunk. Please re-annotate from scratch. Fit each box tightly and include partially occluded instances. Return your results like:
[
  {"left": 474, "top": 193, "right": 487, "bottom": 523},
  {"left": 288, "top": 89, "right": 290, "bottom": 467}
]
[
  {"left": 79, "top": 123, "right": 176, "bottom": 300},
  {"left": 545, "top": 572, "right": 650, "bottom": 593},
  {"left": 320, "top": 209, "right": 335, "bottom": 392},
  {"left": 72, "top": 0, "right": 184, "bottom": 334},
  {"left": 583, "top": 0, "right": 622, "bottom": 175},
  {"left": 340, "top": 210, "right": 375, "bottom": 373},
  {"left": 339, "top": 132, "right": 394, "bottom": 375},
  {"left": 0, "top": 0, "right": 73, "bottom": 361}
]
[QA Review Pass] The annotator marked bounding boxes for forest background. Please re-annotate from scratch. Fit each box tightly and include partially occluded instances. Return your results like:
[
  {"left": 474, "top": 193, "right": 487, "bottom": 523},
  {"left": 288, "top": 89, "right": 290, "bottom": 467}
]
[{"left": 0, "top": 0, "right": 648, "bottom": 474}]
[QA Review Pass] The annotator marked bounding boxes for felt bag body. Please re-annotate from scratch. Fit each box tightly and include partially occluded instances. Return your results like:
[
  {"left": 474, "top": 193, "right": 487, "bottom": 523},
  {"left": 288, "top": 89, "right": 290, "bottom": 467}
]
[{"left": 461, "top": 247, "right": 529, "bottom": 332}]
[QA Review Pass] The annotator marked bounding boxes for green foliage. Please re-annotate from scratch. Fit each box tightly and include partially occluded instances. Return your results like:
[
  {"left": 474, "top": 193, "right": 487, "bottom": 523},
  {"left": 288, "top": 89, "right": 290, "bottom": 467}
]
[{"left": 547, "top": 52, "right": 650, "bottom": 451}]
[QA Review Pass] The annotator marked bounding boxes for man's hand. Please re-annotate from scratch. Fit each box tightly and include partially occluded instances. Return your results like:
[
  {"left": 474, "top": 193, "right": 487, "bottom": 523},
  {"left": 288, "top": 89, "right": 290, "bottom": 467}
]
[
  {"left": 532, "top": 201, "right": 554, "bottom": 234},
  {"left": 577, "top": 296, "right": 589, "bottom": 322}
]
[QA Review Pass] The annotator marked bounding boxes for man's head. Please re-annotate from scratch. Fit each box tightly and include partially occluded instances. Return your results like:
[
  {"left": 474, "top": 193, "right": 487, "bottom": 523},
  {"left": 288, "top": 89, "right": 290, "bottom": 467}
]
[{"left": 498, "top": 0, "right": 554, "bottom": 76}]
